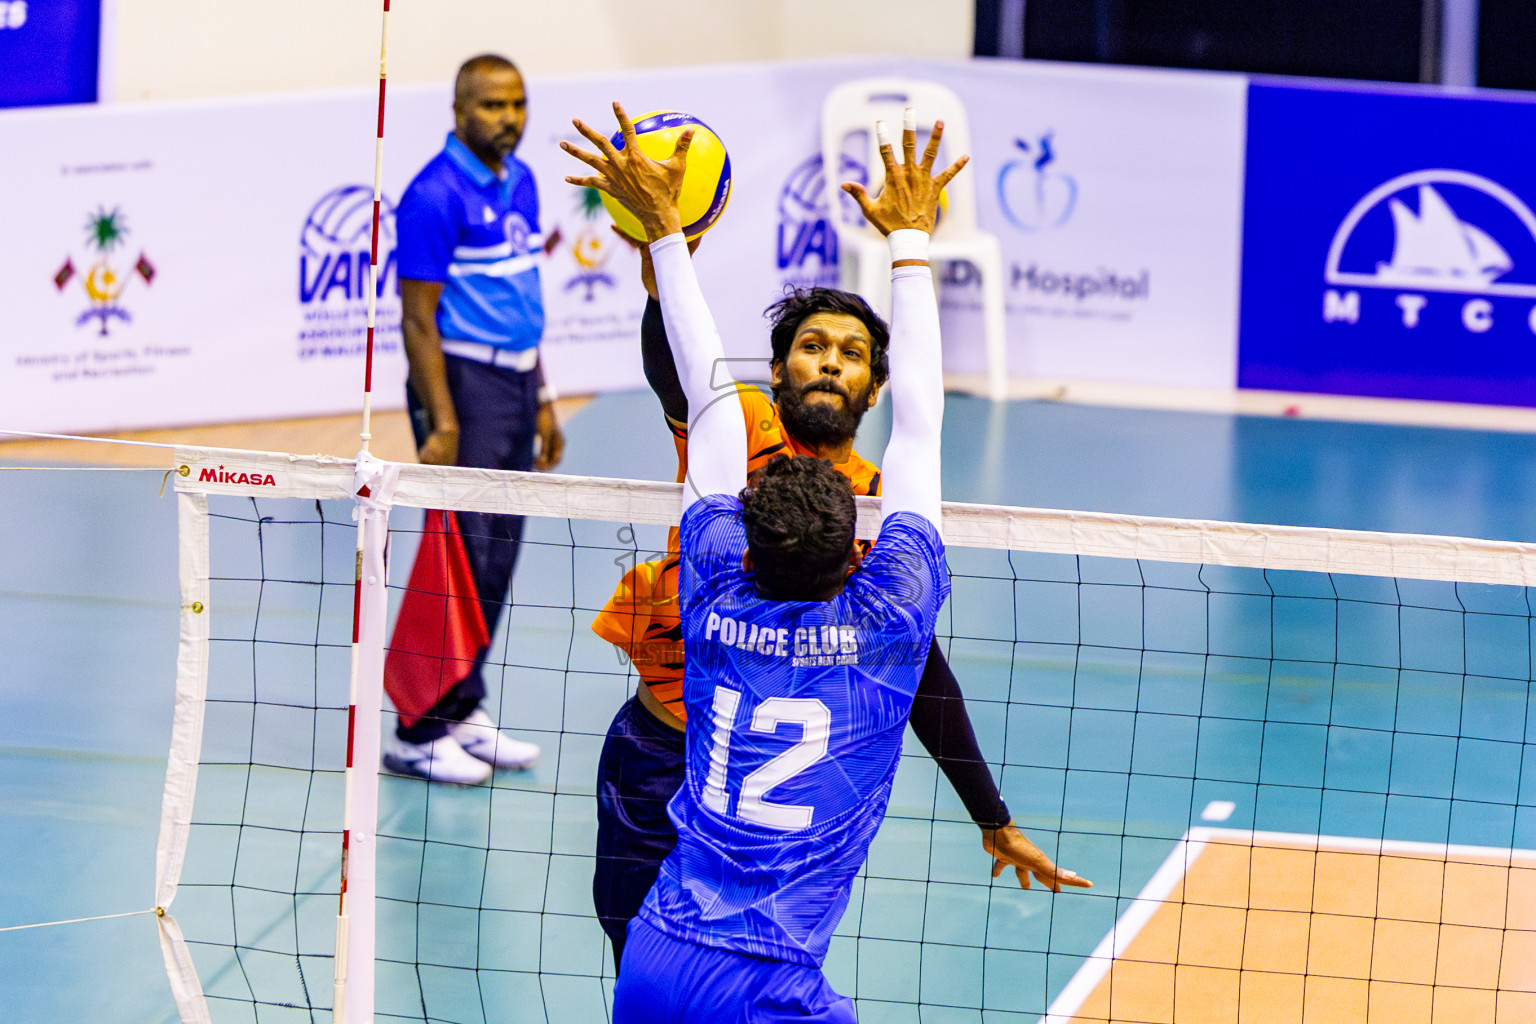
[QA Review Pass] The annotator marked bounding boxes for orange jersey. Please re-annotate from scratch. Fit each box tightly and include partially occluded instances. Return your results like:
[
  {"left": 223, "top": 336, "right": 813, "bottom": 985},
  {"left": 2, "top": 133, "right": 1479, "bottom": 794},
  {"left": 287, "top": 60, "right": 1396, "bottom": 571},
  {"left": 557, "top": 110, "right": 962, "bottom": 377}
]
[{"left": 591, "top": 386, "right": 881, "bottom": 721}]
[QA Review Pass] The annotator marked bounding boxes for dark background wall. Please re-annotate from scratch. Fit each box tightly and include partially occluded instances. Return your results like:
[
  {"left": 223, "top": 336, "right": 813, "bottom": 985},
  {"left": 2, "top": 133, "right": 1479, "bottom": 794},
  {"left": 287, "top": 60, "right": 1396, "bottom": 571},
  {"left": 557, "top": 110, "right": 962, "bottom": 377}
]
[{"left": 975, "top": 0, "right": 1536, "bottom": 91}]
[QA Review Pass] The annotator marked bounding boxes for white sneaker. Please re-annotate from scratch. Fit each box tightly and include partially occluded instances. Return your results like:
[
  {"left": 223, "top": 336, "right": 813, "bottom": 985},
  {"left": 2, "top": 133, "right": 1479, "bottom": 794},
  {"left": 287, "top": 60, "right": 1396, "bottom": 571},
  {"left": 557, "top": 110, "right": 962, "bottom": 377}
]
[
  {"left": 448, "top": 709, "right": 541, "bottom": 770},
  {"left": 382, "top": 733, "right": 493, "bottom": 785}
]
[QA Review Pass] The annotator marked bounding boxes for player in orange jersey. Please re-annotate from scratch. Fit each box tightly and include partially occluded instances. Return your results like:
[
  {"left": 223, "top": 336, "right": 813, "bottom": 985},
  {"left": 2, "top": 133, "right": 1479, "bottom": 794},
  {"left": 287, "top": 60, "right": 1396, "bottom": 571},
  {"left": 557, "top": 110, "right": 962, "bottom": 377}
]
[{"left": 579, "top": 148, "right": 1056, "bottom": 974}]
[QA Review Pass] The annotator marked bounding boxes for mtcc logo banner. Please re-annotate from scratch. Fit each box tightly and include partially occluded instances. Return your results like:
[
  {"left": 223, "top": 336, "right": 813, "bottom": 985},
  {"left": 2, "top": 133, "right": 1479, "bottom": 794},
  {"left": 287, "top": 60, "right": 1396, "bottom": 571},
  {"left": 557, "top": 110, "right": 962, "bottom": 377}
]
[{"left": 1238, "top": 84, "right": 1536, "bottom": 407}]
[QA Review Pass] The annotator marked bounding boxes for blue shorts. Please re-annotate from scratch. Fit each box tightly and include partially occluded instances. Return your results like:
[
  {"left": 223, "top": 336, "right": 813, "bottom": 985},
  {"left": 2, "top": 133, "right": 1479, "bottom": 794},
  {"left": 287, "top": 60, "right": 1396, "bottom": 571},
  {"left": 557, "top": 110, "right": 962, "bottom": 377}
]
[{"left": 613, "top": 918, "right": 856, "bottom": 1024}]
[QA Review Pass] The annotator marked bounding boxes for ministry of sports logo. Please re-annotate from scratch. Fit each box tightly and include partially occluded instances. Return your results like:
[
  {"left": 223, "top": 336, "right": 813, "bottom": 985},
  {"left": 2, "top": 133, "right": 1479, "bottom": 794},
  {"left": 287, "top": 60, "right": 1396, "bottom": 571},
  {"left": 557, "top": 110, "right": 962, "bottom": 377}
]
[
  {"left": 53, "top": 206, "right": 156, "bottom": 336},
  {"left": 297, "top": 185, "right": 400, "bottom": 359},
  {"left": 1322, "top": 169, "right": 1536, "bottom": 334},
  {"left": 550, "top": 187, "right": 617, "bottom": 302}
]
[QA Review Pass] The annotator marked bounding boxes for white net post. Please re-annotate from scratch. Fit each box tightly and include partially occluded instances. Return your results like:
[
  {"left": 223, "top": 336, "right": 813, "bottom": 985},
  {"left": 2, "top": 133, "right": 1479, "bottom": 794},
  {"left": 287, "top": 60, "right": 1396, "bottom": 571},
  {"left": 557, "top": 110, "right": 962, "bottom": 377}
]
[
  {"left": 154, "top": 484, "right": 213, "bottom": 1024},
  {"left": 334, "top": 455, "right": 398, "bottom": 1024}
]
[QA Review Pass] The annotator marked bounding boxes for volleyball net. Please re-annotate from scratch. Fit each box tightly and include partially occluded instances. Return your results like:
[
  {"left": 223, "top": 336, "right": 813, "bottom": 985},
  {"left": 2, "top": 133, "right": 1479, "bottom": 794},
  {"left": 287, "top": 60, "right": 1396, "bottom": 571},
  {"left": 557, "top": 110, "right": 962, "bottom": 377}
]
[{"left": 156, "top": 445, "right": 1536, "bottom": 1024}]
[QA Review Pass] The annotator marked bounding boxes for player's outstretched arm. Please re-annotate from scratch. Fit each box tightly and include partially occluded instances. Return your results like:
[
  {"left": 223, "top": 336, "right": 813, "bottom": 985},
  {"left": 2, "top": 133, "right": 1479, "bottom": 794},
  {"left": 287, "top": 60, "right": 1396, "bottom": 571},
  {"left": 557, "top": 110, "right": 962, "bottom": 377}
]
[
  {"left": 609, "top": 227, "right": 695, "bottom": 426},
  {"left": 563, "top": 104, "right": 745, "bottom": 507},
  {"left": 842, "top": 112, "right": 967, "bottom": 527},
  {"left": 639, "top": 296, "right": 689, "bottom": 426}
]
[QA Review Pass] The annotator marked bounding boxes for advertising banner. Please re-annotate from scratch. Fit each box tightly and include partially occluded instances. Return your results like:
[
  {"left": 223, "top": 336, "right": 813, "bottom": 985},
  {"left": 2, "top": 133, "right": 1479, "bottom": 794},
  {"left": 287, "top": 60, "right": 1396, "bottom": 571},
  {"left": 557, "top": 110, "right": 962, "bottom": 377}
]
[
  {"left": 0, "top": 61, "right": 906, "bottom": 434},
  {"left": 0, "top": 0, "right": 100, "bottom": 108},
  {"left": 1238, "top": 82, "right": 1536, "bottom": 407},
  {"left": 0, "top": 91, "right": 415, "bottom": 432},
  {"left": 911, "top": 58, "right": 1250, "bottom": 389},
  {"left": 0, "top": 55, "right": 1248, "bottom": 434},
  {"left": 484, "top": 57, "right": 1251, "bottom": 394}
]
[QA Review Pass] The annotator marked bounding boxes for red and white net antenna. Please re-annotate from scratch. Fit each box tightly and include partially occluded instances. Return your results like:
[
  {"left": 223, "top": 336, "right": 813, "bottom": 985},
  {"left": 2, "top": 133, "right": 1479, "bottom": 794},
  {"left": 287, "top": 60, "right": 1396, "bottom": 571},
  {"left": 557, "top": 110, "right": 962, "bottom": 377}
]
[
  {"left": 358, "top": 0, "right": 392, "bottom": 454},
  {"left": 336, "top": 2, "right": 391, "bottom": 1023}
]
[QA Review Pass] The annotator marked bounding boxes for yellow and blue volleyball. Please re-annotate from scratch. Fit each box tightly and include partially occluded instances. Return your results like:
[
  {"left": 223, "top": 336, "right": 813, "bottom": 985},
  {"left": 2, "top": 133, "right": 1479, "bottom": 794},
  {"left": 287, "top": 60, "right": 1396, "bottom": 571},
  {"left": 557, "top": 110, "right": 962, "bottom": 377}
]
[{"left": 602, "top": 110, "right": 731, "bottom": 242}]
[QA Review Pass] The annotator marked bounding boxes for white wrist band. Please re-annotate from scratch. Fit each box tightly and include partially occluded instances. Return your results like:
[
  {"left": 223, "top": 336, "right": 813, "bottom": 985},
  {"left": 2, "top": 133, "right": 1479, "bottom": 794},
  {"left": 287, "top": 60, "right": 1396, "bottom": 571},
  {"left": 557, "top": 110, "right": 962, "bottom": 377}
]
[
  {"left": 538, "top": 383, "right": 558, "bottom": 405},
  {"left": 888, "top": 229, "right": 930, "bottom": 263},
  {"left": 648, "top": 232, "right": 687, "bottom": 256}
]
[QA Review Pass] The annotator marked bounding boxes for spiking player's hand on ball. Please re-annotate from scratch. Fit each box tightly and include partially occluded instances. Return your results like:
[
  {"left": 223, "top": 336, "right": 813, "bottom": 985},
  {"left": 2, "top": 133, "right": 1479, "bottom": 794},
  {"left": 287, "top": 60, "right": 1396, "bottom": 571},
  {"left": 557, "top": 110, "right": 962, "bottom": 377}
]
[
  {"left": 563, "top": 103, "right": 691, "bottom": 243},
  {"left": 841, "top": 112, "right": 968, "bottom": 242}
]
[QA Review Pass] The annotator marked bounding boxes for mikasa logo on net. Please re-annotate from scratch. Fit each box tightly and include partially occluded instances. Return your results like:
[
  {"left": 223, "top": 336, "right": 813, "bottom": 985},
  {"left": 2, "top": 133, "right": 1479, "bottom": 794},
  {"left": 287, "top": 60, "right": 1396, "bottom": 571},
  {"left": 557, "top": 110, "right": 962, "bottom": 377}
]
[
  {"left": 1321, "top": 169, "right": 1536, "bottom": 335},
  {"left": 198, "top": 465, "right": 277, "bottom": 487}
]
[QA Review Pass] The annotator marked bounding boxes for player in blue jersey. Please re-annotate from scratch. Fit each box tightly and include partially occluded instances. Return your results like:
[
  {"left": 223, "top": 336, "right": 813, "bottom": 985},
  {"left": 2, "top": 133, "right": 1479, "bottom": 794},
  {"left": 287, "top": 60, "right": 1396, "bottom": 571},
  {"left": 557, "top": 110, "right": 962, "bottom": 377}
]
[{"left": 565, "top": 103, "right": 1091, "bottom": 1020}]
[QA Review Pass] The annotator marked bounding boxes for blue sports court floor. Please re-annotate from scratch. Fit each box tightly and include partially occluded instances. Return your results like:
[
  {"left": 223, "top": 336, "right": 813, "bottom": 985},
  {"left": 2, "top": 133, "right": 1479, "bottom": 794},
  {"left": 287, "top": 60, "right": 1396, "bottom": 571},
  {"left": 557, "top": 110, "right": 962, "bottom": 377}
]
[{"left": 3, "top": 391, "right": 1535, "bottom": 1023}]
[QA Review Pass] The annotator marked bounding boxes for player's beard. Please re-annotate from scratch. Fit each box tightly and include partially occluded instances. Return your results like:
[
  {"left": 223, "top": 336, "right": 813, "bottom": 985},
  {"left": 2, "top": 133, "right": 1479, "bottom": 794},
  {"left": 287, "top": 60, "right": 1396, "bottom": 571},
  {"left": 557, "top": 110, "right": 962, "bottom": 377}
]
[{"left": 777, "top": 377, "right": 874, "bottom": 450}]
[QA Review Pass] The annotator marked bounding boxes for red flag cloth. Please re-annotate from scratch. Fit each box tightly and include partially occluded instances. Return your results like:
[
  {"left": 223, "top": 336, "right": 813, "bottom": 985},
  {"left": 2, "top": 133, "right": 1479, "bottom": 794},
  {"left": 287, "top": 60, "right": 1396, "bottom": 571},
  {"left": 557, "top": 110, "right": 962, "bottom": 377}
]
[{"left": 384, "top": 509, "right": 490, "bottom": 729}]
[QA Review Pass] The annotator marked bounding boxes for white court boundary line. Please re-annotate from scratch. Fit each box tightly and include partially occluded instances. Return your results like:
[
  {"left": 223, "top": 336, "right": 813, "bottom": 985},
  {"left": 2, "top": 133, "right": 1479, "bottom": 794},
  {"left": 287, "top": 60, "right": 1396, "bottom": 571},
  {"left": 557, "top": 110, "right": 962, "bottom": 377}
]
[
  {"left": 1040, "top": 827, "right": 1536, "bottom": 1024},
  {"left": 1196, "top": 827, "right": 1536, "bottom": 863},
  {"left": 1041, "top": 831, "right": 1211, "bottom": 1024}
]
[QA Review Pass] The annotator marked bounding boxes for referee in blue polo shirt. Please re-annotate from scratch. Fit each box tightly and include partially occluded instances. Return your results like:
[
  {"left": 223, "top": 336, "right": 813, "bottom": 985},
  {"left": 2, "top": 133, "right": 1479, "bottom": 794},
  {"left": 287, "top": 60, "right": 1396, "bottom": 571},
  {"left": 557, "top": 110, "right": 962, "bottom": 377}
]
[{"left": 385, "top": 54, "right": 563, "bottom": 784}]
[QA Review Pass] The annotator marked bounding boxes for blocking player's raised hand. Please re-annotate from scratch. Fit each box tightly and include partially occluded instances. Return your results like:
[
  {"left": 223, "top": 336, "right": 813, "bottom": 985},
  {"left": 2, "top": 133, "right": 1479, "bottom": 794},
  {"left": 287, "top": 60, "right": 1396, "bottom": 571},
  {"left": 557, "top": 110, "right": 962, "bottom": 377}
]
[
  {"left": 983, "top": 823, "right": 1094, "bottom": 893},
  {"left": 563, "top": 102, "right": 692, "bottom": 242},
  {"left": 841, "top": 109, "right": 968, "bottom": 239}
]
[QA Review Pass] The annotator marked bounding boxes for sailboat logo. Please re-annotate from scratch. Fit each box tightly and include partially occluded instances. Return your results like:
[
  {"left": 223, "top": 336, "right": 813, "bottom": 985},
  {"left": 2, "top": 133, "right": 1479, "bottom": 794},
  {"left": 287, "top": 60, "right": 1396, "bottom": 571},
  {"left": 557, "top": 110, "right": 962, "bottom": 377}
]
[{"left": 1324, "top": 169, "right": 1536, "bottom": 299}]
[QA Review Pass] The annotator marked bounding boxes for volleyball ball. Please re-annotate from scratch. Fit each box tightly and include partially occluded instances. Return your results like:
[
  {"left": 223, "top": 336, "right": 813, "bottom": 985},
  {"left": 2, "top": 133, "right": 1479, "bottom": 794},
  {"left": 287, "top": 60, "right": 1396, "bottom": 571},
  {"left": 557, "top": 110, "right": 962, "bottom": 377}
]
[{"left": 601, "top": 110, "right": 731, "bottom": 242}]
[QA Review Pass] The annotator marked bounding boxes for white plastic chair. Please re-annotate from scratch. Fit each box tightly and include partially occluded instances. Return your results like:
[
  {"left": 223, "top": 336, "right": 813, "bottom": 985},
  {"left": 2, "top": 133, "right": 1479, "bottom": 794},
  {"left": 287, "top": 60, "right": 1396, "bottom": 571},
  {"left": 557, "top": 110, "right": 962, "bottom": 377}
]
[{"left": 820, "top": 77, "right": 1008, "bottom": 401}]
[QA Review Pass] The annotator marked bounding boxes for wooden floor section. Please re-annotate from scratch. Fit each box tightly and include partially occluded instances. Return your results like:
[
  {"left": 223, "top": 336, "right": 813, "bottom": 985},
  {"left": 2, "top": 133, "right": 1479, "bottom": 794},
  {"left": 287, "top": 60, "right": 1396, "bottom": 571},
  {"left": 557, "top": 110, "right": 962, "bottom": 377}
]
[
  {"left": 0, "top": 399, "right": 591, "bottom": 468},
  {"left": 1048, "top": 828, "right": 1536, "bottom": 1024}
]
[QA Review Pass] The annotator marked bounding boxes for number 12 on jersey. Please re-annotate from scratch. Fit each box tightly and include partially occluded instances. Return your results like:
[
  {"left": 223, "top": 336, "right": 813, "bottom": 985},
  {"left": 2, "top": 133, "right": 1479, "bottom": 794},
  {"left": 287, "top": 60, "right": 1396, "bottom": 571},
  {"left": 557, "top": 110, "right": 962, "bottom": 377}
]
[{"left": 700, "top": 685, "right": 831, "bottom": 831}]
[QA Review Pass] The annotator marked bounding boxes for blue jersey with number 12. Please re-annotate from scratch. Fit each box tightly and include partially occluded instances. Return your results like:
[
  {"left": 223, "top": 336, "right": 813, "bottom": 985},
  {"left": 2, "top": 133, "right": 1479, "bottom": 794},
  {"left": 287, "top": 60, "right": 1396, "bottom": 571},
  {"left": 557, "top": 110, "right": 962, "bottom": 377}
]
[{"left": 637, "top": 494, "right": 950, "bottom": 968}]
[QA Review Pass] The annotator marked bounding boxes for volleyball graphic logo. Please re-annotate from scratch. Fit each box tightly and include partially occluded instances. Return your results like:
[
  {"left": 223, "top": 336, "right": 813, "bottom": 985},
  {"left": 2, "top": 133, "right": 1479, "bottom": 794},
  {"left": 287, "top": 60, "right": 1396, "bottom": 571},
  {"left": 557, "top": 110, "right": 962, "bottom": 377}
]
[
  {"left": 776, "top": 152, "right": 866, "bottom": 290},
  {"left": 300, "top": 185, "right": 397, "bottom": 304},
  {"left": 601, "top": 111, "right": 731, "bottom": 242}
]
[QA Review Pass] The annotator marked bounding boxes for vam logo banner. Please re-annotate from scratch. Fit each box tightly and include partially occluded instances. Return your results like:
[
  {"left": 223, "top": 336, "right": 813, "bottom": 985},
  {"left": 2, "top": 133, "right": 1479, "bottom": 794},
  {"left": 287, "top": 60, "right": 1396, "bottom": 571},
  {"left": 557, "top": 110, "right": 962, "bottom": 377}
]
[
  {"left": 775, "top": 153, "right": 865, "bottom": 291},
  {"left": 1238, "top": 83, "right": 1536, "bottom": 407},
  {"left": 297, "top": 185, "right": 400, "bottom": 361}
]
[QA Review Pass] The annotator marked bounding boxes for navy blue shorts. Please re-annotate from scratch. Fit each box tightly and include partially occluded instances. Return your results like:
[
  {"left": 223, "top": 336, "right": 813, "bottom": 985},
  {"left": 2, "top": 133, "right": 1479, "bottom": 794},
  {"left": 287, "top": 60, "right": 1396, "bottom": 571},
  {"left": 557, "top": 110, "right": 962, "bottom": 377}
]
[
  {"left": 593, "top": 697, "right": 686, "bottom": 964},
  {"left": 400, "top": 355, "right": 537, "bottom": 741},
  {"left": 613, "top": 918, "right": 856, "bottom": 1024}
]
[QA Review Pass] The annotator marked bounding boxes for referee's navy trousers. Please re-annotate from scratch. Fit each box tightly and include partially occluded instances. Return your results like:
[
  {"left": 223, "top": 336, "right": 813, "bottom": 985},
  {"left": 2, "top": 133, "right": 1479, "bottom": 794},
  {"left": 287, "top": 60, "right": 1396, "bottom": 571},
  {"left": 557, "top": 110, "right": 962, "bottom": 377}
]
[{"left": 402, "top": 352, "right": 539, "bottom": 741}]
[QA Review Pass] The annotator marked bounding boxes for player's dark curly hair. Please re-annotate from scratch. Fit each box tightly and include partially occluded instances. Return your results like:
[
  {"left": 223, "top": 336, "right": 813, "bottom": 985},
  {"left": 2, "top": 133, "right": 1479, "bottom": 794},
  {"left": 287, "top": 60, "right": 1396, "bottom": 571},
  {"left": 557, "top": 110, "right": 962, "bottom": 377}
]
[
  {"left": 765, "top": 288, "right": 890, "bottom": 396},
  {"left": 739, "top": 454, "right": 857, "bottom": 600}
]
